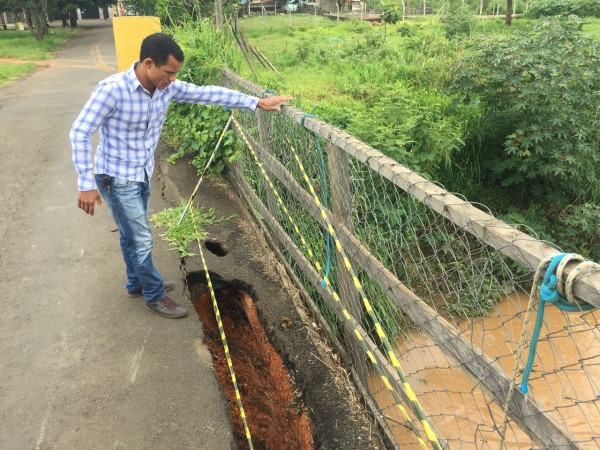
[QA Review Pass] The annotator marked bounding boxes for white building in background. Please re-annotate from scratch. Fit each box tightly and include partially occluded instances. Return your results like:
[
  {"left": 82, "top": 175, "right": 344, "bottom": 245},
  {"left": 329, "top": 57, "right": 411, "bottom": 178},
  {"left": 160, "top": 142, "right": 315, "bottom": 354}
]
[{"left": 75, "top": 5, "right": 113, "bottom": 20}]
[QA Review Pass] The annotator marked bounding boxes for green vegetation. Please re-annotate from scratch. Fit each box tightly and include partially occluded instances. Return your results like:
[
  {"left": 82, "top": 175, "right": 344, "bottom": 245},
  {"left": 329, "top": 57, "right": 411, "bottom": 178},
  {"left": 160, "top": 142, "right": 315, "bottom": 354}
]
[
  {"left": 150, "top": 203, "right": 234, "bottom": 257},
  {"left": 0, "top": 62, "right": 36, "bottom": 85},
  {"left": 450, "top": 17, "right": 600, "bottom": 258},
  {"left": 0, "top": 27, "right": 76, "bottom": 60},
  {"left": 161, "top": 3, "right": 600, "bottom": 319},
  {"left": 161, "top": 20, "right": 244, "bottom": 173},
  {"left": 0, "top": 27, "right": 76, "bottom": 86},
  {"left": 0, "top": 0, "right": 109, "bottom": 41},
  {"left": 526, "top": 0, "right": 600, "bottom": 18}
]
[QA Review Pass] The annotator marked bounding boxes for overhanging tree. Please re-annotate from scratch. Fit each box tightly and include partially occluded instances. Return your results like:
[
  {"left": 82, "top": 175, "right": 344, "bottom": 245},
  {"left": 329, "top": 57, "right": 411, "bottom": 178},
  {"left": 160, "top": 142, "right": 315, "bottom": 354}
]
[{"left": 0, "top": 0, "right": 49, "bottom": 39}]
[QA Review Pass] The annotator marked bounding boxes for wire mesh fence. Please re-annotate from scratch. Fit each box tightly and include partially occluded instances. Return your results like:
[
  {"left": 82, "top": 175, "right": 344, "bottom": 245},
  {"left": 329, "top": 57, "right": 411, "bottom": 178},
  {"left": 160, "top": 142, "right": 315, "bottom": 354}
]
[{"left": 221, "top": 68, "right": 600, "bottom": 449}]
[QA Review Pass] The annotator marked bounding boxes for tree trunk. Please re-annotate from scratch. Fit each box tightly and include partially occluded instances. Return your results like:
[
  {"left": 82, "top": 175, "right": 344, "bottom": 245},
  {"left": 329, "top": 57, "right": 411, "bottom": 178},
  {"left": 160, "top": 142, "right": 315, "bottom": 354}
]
[
  {"left": 25, "top": 8, "right": 33, "bottom": 28},
  {"left": 25, "top": 0, "right": 49, "bottom": 41},
  {"left": 505, "top": 0, "right": 513, "bottom": 25},
  {"left": 69, "top": 10, "right": 78, "bottom": 28}
]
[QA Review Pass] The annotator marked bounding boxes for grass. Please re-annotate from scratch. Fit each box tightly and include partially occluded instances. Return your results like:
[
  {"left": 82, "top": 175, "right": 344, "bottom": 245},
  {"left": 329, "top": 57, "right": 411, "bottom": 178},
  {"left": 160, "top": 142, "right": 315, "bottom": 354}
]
[
  {"left": 238, "top": 13, "right": 600, "bottom": 93},
  {"left": 0, "top": 62, "right": 36, "bottom": 85},
  {"left": 236, "top": 15, "right": 449, "bottom": 99},
  {"left": 0, "top": 27, "right": 76, "bottom": 60},
  {"left": 582, "top": 17, "right": 600, "bottom": 38},
  {"left": 0, "top": 26, "right": 76, "bottom": 86}
]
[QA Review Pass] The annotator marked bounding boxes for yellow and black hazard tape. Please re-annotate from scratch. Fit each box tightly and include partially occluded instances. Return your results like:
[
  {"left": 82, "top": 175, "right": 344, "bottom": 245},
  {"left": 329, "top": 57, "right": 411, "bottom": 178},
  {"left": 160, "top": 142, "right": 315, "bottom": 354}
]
[
  {"left": 189, "top": 204, "right": 254, "bottom": 450},
  {"left": 231, "top": 115, "right": 441, "bottom": 450}
]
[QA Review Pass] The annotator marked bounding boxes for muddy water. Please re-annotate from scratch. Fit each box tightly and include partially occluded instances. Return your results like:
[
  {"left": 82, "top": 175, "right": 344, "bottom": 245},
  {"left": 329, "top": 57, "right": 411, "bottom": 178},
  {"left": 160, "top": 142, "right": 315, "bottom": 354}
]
[{"left": 369, "top": 293, "right": 600, "bottom": 448}]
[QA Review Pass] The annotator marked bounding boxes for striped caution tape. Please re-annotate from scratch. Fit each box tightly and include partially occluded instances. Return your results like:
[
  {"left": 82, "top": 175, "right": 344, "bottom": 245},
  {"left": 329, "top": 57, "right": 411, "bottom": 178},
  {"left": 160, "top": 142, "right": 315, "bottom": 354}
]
[
  {"left": 188, "top": 203, "right": 254, "bottom": 450},
  {"left": 231, "top": 115, "right": 441, "bottom": 450}
]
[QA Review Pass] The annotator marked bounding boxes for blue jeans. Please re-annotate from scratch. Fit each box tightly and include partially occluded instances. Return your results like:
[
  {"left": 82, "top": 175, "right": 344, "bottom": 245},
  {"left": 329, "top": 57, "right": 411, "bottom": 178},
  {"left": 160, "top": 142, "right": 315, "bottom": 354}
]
[{"left": 96, "top": 174, "right": 166, "bottom": 302}]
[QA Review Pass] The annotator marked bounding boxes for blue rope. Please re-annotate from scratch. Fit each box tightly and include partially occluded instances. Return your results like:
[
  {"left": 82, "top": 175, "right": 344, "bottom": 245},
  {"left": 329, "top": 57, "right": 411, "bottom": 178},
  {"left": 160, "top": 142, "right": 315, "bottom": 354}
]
[
  {"left": 520, "top": 253, "right": 594, "bottom": 395},
  {"left": 301, "top": 113, "right": 331, "bottom": 288}
]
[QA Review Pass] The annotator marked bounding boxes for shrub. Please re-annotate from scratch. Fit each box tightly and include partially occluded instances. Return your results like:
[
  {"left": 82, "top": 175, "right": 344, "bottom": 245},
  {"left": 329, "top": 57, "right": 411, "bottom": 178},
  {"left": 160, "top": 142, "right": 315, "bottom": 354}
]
[
  {"left": 342, "top": 83, "right": 475, "bottom": 179},
  {"left": 450, "top": 16, "right": 600, "bottom": 207},
  {"left": 440, "top": 5, "right": 476, "bottom": 39},
  {"left": 162, "top": 20, "right": 243, "bottom": 174},
  {"left": 556, "top": 203, "right": 600, "bottom": 258},
  {"left": 526, "top": 0, "right": 600, "bottom": 18}
]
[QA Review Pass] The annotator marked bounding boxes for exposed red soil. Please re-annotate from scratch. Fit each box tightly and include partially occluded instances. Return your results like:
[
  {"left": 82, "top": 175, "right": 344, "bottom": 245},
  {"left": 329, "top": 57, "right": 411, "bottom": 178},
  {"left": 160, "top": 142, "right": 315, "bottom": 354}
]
[{"left": 192, "top": 287, "right": 314, "bottom": 450}]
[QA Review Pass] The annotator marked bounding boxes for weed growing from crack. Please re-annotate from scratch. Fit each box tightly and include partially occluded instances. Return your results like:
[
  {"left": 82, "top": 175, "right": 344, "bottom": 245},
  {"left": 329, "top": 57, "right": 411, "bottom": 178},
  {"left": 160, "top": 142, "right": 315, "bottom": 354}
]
[{"left": 150, "top": 203, "right": 235, "bottom": 257}]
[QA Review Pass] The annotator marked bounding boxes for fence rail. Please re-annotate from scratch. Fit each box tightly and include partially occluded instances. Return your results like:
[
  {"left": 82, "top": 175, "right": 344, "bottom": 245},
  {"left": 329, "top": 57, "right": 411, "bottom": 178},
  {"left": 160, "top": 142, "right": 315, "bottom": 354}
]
[{"left": 221, "top": 68, "right": 600, "bottom": 449}]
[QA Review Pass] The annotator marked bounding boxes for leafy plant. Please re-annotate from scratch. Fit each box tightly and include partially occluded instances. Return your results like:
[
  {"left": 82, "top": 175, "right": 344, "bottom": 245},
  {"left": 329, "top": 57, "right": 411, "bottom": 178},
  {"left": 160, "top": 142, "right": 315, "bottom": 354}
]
[
  {"left": 526, "top": 0, "right": 600, "bottom": 18},
  {"left": 163, "top": 104, "right": 237, "bottom": 173},
  {"left": 382, "top": 2, "right": 402, "bottom": 43},
  {"left": 440, "top": 4, "right": 476, "bottom": 39},
  {"left": 451, "top": 16, "right": 600, "bottom": 207},
  {"left": 556, "top": 203, "right": 600, "bottom": 257},
  {"left": 162, "top": 19, "right": 243, "bottom": 174},
  {"left": 150, "top": 203, "right": 234, "bottom": 257}
]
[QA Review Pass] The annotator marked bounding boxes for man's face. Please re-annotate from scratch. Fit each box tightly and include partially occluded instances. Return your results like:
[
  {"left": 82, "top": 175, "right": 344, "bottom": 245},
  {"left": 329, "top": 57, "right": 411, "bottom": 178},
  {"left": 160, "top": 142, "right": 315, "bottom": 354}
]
[{"left": 147, "top": 55, "right": 181, "bottom": 90}]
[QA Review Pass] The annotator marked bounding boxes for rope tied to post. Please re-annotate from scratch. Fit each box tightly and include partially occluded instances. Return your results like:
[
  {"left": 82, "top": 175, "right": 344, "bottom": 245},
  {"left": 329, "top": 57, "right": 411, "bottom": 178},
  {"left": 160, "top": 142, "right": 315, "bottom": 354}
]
[
  {"left": 519, "top": 253, "right": 597, "bottom": 397},
  {"left": 301, "top": 112, "right": 331, "bottom": 288}
]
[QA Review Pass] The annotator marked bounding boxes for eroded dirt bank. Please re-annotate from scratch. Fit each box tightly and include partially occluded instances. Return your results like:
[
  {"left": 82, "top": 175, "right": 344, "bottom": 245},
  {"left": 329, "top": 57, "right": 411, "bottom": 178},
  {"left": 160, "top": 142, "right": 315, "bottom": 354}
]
[{"left": 191, "top": 277, "right": 313, "bottom": 449}]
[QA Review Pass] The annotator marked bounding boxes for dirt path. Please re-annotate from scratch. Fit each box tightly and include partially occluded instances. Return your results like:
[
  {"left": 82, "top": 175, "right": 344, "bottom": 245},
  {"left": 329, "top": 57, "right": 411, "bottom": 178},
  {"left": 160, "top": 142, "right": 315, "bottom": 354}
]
[{"left": 0, "top": 57, "right": 39, "bottom": 64}]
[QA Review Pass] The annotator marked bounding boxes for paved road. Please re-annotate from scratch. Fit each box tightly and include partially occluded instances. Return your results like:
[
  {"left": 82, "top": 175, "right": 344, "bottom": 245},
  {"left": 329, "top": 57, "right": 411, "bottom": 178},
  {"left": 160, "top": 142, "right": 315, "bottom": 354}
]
[{"left": 0, "top": 20, "right": 234, "bottom": 449}]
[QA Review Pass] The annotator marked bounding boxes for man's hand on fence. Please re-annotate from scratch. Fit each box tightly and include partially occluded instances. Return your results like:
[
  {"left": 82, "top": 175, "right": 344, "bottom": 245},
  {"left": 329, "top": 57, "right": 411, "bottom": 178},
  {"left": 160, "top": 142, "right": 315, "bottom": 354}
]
[{"left": 257, "top": 95, "right": 293, "bottom": 112}]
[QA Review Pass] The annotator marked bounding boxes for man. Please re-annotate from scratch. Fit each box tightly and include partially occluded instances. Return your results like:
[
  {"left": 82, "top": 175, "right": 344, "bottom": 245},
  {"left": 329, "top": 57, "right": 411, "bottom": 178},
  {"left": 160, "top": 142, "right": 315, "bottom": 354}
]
[{"left": 70, "top": 33, "right": 291, "bottom": 319}]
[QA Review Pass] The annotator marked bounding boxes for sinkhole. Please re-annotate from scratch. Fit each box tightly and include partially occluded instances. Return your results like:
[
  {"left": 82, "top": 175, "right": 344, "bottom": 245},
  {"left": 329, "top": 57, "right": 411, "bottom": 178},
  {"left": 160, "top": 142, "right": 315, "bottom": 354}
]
[{"left": 187, "top": 270, "right": 314, "bottom": 450}]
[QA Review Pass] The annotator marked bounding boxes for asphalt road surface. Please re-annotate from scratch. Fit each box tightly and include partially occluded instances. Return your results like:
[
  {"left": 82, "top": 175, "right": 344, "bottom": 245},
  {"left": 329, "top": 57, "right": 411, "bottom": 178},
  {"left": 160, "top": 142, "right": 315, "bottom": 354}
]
[{"left": 0, "top": 20, "right": 235, "bottom": 449}]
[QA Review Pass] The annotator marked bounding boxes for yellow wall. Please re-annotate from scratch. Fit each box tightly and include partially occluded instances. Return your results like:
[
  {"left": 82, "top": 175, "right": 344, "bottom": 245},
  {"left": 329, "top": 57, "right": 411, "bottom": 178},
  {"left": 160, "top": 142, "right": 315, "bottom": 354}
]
[{"left": 112, "top": 16, "right": 161, "bottom": 72}]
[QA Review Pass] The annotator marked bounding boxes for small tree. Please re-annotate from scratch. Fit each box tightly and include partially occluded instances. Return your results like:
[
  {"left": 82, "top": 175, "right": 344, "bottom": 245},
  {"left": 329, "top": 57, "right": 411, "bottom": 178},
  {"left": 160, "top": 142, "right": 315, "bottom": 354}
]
[
  {"left": 382, "top": 2, "right": 401, "bottom": 43},
  {"left": 0, "top": 0, "right": 48, "bottom": 40},
  {"left": 440, "top": 3, "right": 475, "bottom": 39}
]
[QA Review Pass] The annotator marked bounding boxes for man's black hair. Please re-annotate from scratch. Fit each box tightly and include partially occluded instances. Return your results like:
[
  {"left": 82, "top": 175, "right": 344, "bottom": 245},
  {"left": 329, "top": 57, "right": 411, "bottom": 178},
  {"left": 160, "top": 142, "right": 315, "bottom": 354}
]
[{"left": 140, "top": 33, "right": 184, "bottom": 66}]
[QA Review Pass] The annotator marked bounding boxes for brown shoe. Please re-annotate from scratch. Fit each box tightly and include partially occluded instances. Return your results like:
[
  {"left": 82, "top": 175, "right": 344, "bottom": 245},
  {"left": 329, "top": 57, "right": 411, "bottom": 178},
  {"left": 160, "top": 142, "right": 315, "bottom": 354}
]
[{"left": 146, "top": 296, "right": 188, "bottom": 318}]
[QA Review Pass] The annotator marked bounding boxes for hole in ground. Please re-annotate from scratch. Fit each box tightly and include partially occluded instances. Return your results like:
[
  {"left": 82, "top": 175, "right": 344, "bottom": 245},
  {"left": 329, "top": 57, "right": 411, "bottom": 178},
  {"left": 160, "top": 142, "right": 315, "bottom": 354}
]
[
  {"left": 189, "top": 271, "right": 314, "bottom": 450},
  {"left": 204, "top": 240, "right": 228, "bottom": 257}
]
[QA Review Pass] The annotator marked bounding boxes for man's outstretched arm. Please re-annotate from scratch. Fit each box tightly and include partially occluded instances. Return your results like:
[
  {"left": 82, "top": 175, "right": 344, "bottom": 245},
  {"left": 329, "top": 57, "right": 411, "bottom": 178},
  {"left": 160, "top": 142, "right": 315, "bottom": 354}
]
[{"left": 257, "top": 95, "right": 293, "bottom": 112}]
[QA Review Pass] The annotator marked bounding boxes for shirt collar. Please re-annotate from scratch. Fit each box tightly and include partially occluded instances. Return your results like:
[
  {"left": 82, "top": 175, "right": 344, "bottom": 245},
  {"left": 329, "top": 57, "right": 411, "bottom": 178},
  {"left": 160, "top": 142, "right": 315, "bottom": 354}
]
[{"left": 125, "top": 61, "right": 146, "bottom": 94}]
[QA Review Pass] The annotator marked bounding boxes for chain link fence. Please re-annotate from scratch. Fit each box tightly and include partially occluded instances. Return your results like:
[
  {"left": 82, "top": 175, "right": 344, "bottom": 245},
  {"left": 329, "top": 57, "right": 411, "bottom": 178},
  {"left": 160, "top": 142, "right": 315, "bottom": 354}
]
[{"left": 221, "top": 68, "right": 600, "bottom": 449}]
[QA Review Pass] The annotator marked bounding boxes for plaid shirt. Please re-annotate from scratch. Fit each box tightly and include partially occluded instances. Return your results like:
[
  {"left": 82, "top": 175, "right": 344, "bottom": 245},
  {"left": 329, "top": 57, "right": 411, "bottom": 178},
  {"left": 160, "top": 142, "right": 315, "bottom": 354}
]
[{"left": 70, "top": 63, "right": 258, "bottom": 191}]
